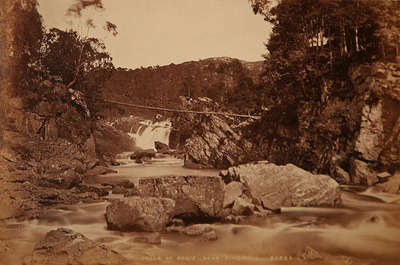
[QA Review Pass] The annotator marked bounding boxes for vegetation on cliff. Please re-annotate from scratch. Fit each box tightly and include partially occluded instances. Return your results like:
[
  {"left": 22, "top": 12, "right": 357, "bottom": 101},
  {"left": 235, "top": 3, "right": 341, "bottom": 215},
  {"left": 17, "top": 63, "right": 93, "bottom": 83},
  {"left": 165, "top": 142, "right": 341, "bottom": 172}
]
[{"left": 245, "top": 0, "right": 400, "bottom": 178}]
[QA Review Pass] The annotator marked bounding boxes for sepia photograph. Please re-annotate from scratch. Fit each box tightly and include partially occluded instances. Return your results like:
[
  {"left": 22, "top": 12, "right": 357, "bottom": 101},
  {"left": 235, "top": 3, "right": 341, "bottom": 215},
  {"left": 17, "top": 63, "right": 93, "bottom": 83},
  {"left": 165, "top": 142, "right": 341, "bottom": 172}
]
[{"left": 0, "top": 0, "right": 399, "bottom": 264}]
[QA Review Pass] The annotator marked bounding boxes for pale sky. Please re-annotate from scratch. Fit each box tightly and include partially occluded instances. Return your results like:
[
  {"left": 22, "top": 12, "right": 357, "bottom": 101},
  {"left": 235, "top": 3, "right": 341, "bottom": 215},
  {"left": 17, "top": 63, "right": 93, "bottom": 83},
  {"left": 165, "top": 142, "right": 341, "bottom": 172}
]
[{"left": 37, "top": 0, "right": 271, "bottom": 69}]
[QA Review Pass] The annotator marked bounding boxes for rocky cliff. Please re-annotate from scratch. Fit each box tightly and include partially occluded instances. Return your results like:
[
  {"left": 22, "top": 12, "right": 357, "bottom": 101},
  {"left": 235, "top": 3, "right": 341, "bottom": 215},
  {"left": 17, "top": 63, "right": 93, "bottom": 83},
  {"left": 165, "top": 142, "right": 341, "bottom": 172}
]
[
  {"left": 349, "top": 61, "right": 400, "bottom": 188},
  {"left": 173, "top": 60, "right": 400, "bottom": 193}
]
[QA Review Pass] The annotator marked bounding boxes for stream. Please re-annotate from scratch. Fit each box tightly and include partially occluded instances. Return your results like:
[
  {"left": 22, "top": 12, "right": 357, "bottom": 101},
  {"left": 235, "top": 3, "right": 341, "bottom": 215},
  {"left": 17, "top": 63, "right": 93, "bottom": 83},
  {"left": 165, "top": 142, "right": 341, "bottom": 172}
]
[{"left": 1, "top": 156, "right": 400, "bottom": 265}]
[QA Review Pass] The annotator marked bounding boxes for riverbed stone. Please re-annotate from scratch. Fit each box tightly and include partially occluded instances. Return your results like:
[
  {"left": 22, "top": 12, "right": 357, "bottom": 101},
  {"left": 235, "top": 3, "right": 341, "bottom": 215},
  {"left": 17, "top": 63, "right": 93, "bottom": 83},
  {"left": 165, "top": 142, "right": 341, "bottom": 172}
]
[
  {"left": 133, "top": 233, "right": 161, "bottom": 244},
  {"left": 222, "top": 162, "right": 341, "bottom": 209},
  {"left": 232, "top": 197, "right": 254, "bottom": 216},
  {"left": 350, "top": 159, "right": 379, "bottom": 185},
  {"left": 105, "top": 197, "right": 175, "bottom": 232},
  {"left": 375, "top": 171, "right": 400, "bottom": 193},
  {"left": 25, "top": 228, "right": 127, "bottom": 265},
  {"left": 223, "top": 181, "right": 244, "bottom": 208},
  {"left": 39, "top": 169, "right": 82, "bottom": 189},
  {"left": 133, "top": 175, "right": 224, "bottom": 218},
  {"left": 334, "top": 166, "right": 351, "bottom": 184}
]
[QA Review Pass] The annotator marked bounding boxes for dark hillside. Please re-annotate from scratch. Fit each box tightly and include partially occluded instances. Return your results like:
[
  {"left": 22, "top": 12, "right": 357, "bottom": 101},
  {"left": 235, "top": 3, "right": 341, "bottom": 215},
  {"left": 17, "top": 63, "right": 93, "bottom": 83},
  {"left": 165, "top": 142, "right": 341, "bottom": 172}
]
[{"left": 101, "top": 57, "right": 264, "bottom": 117}]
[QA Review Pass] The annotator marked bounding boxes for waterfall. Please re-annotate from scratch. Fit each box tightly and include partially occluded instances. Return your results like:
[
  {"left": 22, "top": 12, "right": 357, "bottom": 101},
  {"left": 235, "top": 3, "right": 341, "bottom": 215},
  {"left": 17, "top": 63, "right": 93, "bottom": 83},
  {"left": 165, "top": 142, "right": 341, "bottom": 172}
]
[{"left": 128, "top": 120, "right": 172, "bottom": 150}]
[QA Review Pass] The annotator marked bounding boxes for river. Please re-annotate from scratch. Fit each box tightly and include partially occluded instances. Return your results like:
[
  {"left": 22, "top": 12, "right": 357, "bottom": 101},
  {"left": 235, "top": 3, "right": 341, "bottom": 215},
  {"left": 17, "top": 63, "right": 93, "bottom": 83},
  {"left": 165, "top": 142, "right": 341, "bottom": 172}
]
[{"left": 1, "top": 156, "right": 400, "bottom": 265}]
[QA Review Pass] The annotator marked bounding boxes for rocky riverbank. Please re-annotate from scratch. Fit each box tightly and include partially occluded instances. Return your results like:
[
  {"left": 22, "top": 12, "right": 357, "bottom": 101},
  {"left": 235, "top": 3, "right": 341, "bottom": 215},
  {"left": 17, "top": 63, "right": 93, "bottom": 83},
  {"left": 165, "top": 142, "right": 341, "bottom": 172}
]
[
  {"left": 104, "top": 161, "right": 341, "bottom": 233},
  {"left": 2, "top": 157, "right": 399, "bottom": 265}
]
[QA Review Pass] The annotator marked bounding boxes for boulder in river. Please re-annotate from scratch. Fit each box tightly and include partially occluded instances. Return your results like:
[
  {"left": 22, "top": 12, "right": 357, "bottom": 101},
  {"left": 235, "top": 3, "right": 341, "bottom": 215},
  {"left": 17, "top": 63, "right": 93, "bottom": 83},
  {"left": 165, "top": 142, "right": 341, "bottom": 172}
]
[
  {"left": 25, "top": 228, "right": 127, "bottom": 265},
  {"left": 375, "top": 171, "right": 400, "bottom": 193},
  {"left": 105, "top": 196, "right": 175, "bottom": 232},
  {"left": 166, "top": 224, "right": 218, "bottom": 241},
  {"left": 221, "top": 162, "right": 341, "bottom": 210},
  {"left": 130, "top": 149, "right": 156, "bottom": 163},
  {"left": 131, "top": 175, "right": 224, "bottom": 218},
  {"left": 155, "top": 141, "right": 169, "bottom": 153}
]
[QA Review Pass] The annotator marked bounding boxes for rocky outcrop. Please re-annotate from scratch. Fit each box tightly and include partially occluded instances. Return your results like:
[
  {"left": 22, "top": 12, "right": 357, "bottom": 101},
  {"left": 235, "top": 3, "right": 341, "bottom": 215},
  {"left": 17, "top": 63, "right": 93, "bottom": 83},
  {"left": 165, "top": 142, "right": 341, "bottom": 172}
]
[
  {"left": 183, "top": 114, "right": 254, "bottom": 169},
  {"left": 172, "top": 97, "right": 257, "bottom": 169},
  {"left": 131, "top": 175, "right": 224, "bottom": 218},
  {"left": 220, "top": 161, "right": 341, "bottom": 210},
  {"left": 105, "top": 197, "right": 175, "bottom": 232},
  {"left": 349, "top": 62, "right": 400, "bottom": 185},
  {"left": 25, "top": 228, "right": 127, "bottom": 265}
]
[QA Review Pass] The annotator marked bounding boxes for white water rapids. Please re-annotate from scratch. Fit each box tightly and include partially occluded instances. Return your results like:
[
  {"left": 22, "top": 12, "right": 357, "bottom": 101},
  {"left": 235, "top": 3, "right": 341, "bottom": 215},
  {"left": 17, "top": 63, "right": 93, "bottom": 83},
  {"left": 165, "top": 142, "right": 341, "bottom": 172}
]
[{"left": 128, "top": 120, "right": 172, "bottom": 150}]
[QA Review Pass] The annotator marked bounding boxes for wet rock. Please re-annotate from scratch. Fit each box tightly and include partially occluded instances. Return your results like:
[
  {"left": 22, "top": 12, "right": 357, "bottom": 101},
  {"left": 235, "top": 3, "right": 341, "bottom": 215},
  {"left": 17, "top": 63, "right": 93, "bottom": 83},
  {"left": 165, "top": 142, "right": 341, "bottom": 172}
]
[
  {"left": 350, "top": 159, "right": 378, "bottom": 185},
  {"left": 39, "top": 169, "right": 82, "bottom": 189},
  {"left": 171, "top": 218, "right": 185, "bottom": 226},
  {"left": 223, "top": 162, "right": 341, "bottom": 209},
  {"left": 376, "top": 172, "right": 392, "bottom": 183},
  {"left": 375, "top": 171, "right": 400, "bottom": 194},
  {"left": 73, "top": 184, "right": 109, "bottom": 197},
  {"left": 110, "top": 159, "right": 120, "bottom": 166},
  {"left": 183, "top": 224, "right": 213, "bottom": 236},
  {"left": 334, "top": 166, "right": 351, "bottom": 184},
  {"left": 166, "top": 224, "right": 218, "bottom": 240},
  {"left": 166, "top": 225, "right": 184, "bottom": 233},
  {"left": 130, "top": 149, "right": 156, "bottom": 163},
  {"left": 232, "top": 197, "right": 254, "bottom": 216},
  {"left": 297, "top": 246, "right": 323, "bottom": 261},
  {"left": 111, "top": 185, "right": 128, "bottom": 195},
  {"left": 223, "top": 181, "right": 244, "bottom": 208},
  {"left": 25, "top": 228, "right": 127, "bottom": 265},
  {"left": 85, "top": 166, "right": 117, "bottom": 176},
  {"left": 133, "top": 233, "right": 161, "bottom": 245},
  {"left": 155, "top": 141, "right": 169, "bottom": 153},
  {"left": 133, "top": 175, "right": 224, "bottom": 218},
  {"left": 105, "top": 197, "right": 175, "bottom": 232},
  {"left": 86, "top": 159, "right": 100, "bottom": 170},
  {"left": 224, "top": 215, "right": 241, "bottom": 224},
  {"left": 254, "top": 205, "right": 272, "bottom": 217},
  {"left": 203, "top": 230, "right": 218, "bottom": 241},
  {"left": 111, "top": 180, "right": 137, "bottom": 195}
]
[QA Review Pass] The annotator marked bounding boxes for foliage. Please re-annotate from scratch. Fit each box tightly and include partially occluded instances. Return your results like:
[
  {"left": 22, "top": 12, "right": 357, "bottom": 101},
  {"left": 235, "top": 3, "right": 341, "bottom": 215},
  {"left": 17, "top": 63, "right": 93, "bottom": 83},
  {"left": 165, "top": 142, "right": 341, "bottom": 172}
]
[{"left": 10, "top": 0, "right": 115, "bottom": 145}]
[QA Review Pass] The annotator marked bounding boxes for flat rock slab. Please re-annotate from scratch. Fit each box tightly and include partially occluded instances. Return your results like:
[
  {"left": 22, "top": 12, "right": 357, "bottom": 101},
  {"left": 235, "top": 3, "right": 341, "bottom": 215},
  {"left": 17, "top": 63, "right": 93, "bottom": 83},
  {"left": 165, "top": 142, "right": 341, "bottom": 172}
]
[
  {"left": 106, "top": 196, "right": 175, "bottom": 232},
  {"left": 133, "top": 176, "right": 224, "bottom": 218}
]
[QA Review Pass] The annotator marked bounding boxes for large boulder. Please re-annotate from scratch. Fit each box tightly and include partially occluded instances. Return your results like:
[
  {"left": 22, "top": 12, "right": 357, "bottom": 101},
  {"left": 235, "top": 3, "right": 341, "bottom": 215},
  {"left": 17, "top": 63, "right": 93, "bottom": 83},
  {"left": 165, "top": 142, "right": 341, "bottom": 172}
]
[
  {"left": 105, "top": 196, "right": 175, "bottom": 232},
  {"left": 25, "top": 228, "right": 127, "bottom": 265},
  {"left": 132, "top": 175, "right": 224, "bottom": 218},
  {"left": 221, "top": 162, "right": 341, "bottom": 209}
]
